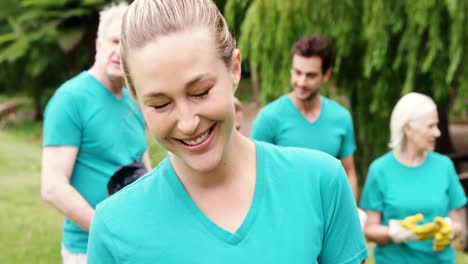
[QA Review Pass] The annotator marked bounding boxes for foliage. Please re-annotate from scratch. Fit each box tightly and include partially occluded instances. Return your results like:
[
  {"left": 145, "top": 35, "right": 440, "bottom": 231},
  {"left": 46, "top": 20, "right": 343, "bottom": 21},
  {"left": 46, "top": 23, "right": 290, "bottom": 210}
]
[
  {"left": 0, "top": 0, "right": 115, "bottom": 119},
  {"left": 0, "top": 120, "right": 61, "bottom": 263},
  {"left": 0, "top": 0, "right": 236, "bottom": 120},
  {"left": 225, "top": 0, "right": 468, "bottom": 178}
]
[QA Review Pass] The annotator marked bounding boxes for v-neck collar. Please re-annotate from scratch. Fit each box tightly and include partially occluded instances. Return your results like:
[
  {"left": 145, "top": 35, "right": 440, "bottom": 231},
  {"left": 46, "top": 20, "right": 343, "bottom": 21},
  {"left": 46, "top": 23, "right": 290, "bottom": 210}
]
[
  {"left": 286, "top": 95, "right": 325, "bottom": 125},
  {"left": 84, "top": 71, "right": 126, "bottom": 103},
  {"left": 164, "top": 140, "right": 265, "bottom": 245}
]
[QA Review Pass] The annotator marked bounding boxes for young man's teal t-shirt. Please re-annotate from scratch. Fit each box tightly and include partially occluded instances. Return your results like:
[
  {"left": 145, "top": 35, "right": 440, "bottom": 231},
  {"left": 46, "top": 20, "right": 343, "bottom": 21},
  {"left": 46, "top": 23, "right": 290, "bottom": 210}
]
[
  {"left": 360, "top": 152, "right": 467, "bottom": 264},
  {"left": 87, "top": 141, "right": 368, "bottom": 263},
  {"left": 251, "top": 95, "right": 356, "bottom": 158},
  {"left": 43, "top": 71, "right": 148, "bottom": 253}
]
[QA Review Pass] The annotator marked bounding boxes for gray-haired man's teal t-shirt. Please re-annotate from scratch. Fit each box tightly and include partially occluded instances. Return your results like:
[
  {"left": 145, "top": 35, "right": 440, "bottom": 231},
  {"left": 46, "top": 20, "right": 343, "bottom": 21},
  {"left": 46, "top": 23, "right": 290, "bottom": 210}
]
[{"left": 43, "top": 71, "right": 148, "bottom": 253}]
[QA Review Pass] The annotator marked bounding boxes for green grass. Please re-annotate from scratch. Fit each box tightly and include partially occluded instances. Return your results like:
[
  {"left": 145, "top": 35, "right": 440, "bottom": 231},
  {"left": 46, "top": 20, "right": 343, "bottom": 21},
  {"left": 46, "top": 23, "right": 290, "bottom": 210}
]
[
  {"left": 147, "top": 136, "right": 170, "bottom": 166},
  {"left": 365, "top": 243, "right": 468, "bottom": 264},
  {"left": 0, "top": 122, "right": 62, "bottom": 263},
  {"left": 0, "top": 119, "right": 168, "bottom": 263},
  {"left": 1, "top": 118, "right": 468, "bottom": 262}
]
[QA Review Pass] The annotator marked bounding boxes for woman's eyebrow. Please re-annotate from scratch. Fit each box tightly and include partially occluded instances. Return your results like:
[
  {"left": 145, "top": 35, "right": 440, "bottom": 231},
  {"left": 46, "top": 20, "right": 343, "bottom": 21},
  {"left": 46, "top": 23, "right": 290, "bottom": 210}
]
[{"left": 185, "top": 73, "right": 215, "bottom": 90}]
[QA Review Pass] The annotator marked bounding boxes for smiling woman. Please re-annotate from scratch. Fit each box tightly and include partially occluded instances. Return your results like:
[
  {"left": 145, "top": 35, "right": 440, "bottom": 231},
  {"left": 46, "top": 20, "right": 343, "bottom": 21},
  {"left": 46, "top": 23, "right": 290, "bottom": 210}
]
[
  {"left": 127, "top": 26, "right": 239, "bottom": 174},
  {"left": 86, "top": 0, "right": 368, "bottom": 263}
]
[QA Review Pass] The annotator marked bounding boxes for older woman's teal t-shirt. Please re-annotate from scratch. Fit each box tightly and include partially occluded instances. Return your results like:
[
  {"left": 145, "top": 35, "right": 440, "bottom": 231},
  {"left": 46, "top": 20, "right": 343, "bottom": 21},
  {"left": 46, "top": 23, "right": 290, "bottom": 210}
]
[{"left": 360, "top": 151, "right": 467, "bottom": 264}]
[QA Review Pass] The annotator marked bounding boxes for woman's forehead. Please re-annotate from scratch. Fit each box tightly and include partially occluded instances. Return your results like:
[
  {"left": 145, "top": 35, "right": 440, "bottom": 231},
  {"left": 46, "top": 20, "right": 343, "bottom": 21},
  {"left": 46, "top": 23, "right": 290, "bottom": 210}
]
[
  {"left": 127, "top": 27, "right": 227, "bottom": 94},
  {"left": 411, "top": 110, "right": 439, "bottom": 125},
  {"left": 129, "top": 28, "right": 219, "bottom": 72}
]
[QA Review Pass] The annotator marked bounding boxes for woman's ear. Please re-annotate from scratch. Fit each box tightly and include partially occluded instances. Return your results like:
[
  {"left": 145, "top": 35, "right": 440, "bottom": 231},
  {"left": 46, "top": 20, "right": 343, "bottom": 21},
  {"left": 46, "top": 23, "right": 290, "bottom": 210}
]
[
  {"left": 402, "top": 122, "right": 412, "bottom": 137},
  {"left": 231, "top": 49, "right": 241, "bottom": 91}
]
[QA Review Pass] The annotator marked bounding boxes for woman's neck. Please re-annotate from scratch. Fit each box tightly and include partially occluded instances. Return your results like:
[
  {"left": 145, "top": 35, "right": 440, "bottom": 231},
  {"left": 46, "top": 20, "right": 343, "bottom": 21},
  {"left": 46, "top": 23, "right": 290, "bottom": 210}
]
[
  {"left": 171, "top": 131, "right": 255, "bottom": 189},
  {"left": 394, "top": 145, "right": 427, "bottom": 167}
]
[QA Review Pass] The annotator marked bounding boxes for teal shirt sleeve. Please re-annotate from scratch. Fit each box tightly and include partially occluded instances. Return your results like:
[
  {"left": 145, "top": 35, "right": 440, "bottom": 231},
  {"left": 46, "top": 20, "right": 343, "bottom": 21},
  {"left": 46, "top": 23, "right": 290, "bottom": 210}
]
[
  {"left": 87, "top": 211, "right": 118, "bottom": 264},
  {"left": 446, "top": 158, "right": 467, "bottom": 210},
  {"left": 338, "top": 112, "right": 356, "bottom": 159},
  {"left": 251, "top": 110, "right": 275, "bottom": 144},
  {"left": 319, "top": 163, "right": 368, "bottom": 263},
  {"left": 359, "top": 163, "right": 383, "bottom": 211},
  {"left": 43, "top": 91, "right": 82, "bottom": 146}
]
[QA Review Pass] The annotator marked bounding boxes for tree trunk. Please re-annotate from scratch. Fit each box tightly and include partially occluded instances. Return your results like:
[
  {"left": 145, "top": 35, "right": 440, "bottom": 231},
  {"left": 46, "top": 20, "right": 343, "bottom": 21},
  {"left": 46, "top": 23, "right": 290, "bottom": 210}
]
[
  {"left": 436, "top": 97, "right": 454, "bottom": 154},
  {"left": 33, "top": 77, "right": 43, "bottom": 121},
  {"left": 250, "top": 62, "right": 261, "bottom": 107}
]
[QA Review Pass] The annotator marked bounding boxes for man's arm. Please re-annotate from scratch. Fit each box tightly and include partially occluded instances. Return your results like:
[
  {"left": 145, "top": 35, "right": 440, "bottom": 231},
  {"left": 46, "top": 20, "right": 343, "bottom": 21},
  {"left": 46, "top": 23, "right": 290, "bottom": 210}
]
[
  {"left": 41, "top": 146, "right": 95, "bottom": 231},
  {"left": 340, "top": 154, "right": 358, "bottom": 201},
  {"left": 141, "top": 150, "right": 152, "bottom": 171}
]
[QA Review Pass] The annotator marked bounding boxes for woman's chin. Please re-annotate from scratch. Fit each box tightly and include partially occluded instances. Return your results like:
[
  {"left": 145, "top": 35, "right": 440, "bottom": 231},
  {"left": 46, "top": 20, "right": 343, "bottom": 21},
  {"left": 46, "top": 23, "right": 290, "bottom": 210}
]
[{"left": 174, "top": 151, "right": 222, "bottom": 174}]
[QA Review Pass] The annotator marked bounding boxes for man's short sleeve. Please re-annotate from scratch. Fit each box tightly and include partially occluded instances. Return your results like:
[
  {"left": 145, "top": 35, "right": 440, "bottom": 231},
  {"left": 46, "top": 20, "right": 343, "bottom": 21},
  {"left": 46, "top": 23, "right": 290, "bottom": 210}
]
[
  {"left": 251, "top": 110, "right": 275, "bottom": 144},
  {"left": 319, "top": 163, "right": 368, "bottom": 264},
  {"left": 43, "top": 91, "right": 82, "bottom": 147},
  {"left": 338, "top": 112, "right": 356, "bottom": 159}
]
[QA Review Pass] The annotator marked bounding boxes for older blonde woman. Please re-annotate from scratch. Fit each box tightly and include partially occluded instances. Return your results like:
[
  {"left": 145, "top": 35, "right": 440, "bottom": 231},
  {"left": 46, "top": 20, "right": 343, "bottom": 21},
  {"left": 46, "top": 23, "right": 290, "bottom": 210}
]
[{"left": 360, "top": 92, "right": 467, "bottom": 263}]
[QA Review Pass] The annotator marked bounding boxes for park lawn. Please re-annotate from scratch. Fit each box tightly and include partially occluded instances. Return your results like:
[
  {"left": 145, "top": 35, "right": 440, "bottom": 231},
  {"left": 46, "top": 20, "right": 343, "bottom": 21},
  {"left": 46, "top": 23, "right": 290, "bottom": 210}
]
[
  {"left": 0, "top": 120, "right": 169, "bottom": 263},
  {"left": 1, "top": 120, "right": 467, "bottom": 263},
  {"left": 0, "top": 121, "right": 62, "bottom": 263},
  {"left": 365, "top": 243, "right": 468, "bottom": 264}
]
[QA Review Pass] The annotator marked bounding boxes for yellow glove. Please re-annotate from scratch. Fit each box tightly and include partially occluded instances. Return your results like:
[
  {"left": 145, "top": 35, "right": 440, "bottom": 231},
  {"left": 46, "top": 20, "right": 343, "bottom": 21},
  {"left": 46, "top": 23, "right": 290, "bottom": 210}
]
[
  {"left": 399, "top": 214, "right": 439, "bottom": 240},
  {"left": 433, "top": 217, "right": 454, "bottom": 252},
  {"left": 388, "top": 214, "right": 439, "bottom": 243}
]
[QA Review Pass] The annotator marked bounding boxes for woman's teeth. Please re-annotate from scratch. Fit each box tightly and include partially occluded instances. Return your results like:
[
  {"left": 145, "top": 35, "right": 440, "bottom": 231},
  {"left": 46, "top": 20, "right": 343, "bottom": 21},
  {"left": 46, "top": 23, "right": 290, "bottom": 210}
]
[{"left": 182, "top": 130, "right": 210, "bottom": 146}]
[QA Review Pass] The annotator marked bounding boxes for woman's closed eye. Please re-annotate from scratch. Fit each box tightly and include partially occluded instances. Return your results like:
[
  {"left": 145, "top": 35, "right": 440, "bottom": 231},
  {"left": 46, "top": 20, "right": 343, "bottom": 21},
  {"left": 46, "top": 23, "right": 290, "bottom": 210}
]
[
  {"left": 151, "top": 102, "right": 170, "bottom": 110},
  {"left": 192, "top": 88, "right": 211, "bottom": 98}
]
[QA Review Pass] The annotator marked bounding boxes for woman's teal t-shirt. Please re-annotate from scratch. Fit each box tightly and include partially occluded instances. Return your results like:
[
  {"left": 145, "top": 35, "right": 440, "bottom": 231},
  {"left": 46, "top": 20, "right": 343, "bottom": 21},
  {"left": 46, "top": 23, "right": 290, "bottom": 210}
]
[
  {"left": 360, "top": 151, "right": 467, "bottom": 264},
  {"left": 87, "top": 141, "right": 367, "bottom": 263}
]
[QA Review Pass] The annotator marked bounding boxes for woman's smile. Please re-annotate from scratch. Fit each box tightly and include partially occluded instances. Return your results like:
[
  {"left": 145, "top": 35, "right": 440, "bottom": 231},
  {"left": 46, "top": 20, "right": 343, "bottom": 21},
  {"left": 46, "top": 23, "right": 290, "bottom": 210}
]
[{"left": 174, "top": 123, "right": 217, "bottom": 152}]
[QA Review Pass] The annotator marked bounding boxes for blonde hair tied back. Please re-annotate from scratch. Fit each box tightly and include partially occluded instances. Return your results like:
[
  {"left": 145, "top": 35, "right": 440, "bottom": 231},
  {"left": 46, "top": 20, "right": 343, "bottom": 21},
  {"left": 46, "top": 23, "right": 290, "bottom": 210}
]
[{"left": 120, "top": 0, "right": 236, "bottom": 95}]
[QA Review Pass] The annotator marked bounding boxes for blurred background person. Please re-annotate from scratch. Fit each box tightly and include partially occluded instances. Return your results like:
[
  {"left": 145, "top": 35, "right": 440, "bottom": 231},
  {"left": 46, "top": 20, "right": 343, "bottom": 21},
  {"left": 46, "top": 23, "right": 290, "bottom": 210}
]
[
  {"left": 360, "top": 92, "right": 467, "bottom": 263},
  {"left": 251, "top": 34, "right": 359, "bottom": 200},
  {"left": 40, "top": 2, "right": 150, "bottom": 263},
  {"left": 234, "top": 97, "right": 244, "bottom": 132}
]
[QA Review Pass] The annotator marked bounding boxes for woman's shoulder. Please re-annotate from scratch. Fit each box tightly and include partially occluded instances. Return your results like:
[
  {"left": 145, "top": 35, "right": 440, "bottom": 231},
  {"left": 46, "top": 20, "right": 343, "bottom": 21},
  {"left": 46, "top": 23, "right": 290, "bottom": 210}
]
[
  {"left": 255, "top": 141, "right": 347, "bottom": 197},
  {"left": 95, "top": 159, "right": 171, "bottom": 221},
  {"left": 427, "top": 151, "right": 451, "bottom": 162},
  {"left": 368, "top": 152, "right": 395, "bottom": 170},
  {"left": 259, "top": 140, "right": 338, "bottom": 161},
  {"left": 256, "top": 140, "right": 342, "bottom": 179},
  {"left": 425, "top": 151, "right": 455, "bottom": 170}
]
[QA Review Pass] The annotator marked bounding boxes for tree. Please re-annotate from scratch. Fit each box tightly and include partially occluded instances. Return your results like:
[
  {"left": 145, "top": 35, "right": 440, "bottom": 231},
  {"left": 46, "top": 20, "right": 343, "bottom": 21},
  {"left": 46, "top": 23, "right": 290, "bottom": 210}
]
[
  {"left": 0, "top": 0, "right": 112, "bottom": 120},
  {"left": 225, "top": 0, "right": 468, "bottom": 180}
]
